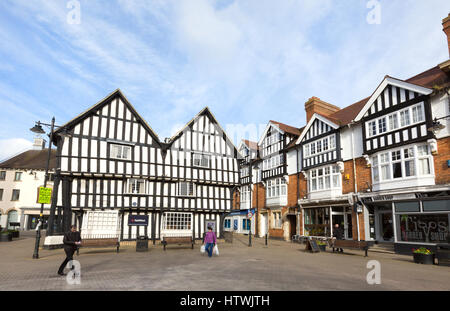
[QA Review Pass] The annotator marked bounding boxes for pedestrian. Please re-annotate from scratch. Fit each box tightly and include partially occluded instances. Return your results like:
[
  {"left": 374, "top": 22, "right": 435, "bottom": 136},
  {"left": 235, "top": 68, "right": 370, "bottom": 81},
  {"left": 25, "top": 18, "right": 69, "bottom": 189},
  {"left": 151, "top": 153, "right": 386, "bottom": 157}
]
[
  {"left": 333, "top": 223, "right": 344, "bottom": 253},
  {"left": 203, "top": 226, "right": 217, "bottom": 258},
  {"left": 57, "top": 225, "right": 82, "bottom": 276}
]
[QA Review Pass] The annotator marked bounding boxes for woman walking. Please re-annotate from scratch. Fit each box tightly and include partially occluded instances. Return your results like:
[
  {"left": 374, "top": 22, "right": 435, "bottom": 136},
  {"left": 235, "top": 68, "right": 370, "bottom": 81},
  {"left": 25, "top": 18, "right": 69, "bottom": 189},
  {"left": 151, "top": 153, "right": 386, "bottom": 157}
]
[{"left": 203, "top": 227, "right": 217, "bottom": 258}]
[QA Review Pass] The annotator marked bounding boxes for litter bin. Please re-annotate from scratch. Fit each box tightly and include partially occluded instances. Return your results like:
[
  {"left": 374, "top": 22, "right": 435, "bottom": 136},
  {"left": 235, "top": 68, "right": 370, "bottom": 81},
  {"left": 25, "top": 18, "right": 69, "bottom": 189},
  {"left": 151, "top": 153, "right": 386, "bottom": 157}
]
[{"left": 136, "top": 236, "right": 148, "bottom": 252}]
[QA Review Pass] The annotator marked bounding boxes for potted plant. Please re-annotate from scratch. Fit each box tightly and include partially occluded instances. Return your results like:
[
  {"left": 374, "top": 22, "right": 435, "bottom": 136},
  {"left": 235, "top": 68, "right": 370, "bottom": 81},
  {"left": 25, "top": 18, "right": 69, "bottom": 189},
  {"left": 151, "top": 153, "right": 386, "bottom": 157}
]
[
  {"left": 317, "top": 240, "right": 327, "bottom": 252},
  {"left": 412, "top": 247, "right": 435, "bottom": 265},
  {"left": 0, "top": 231, "right": 12, "bottom": 242}
]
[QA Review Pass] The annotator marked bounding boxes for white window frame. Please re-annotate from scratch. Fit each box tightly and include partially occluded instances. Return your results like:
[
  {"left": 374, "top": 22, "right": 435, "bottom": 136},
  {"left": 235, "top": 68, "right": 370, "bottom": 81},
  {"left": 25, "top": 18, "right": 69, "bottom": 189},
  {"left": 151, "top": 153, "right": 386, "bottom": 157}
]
[
  {"left": 272, "top": 211, "right": 282, "bottom": 229},
  {"left": 266, "top": 178, "right": 287, "bottom": 199},
  {"left": 162, "top": 212, "right": 192, "bottom": 231},
  {"left": 193, "top": 153, "right": 210, "bottom": 168},
  {"left": 308, "top": 165, "right": 341, "bottom": 193},
  {"left": 303, "top": 134, "right": 336, "bottom": 159},
  {"left": 241, "top": 185, "right": 251, "bottom": 203},
  {"left": 126, "top": 179, "right": 148, "bottom": 195},
  {"left": 177, "top": 182, "right": 196, "bottom": 197},
  {"left": 366, "top": 102, "right": 425, "bottom": 138},
  {"left": 371, "top": 143, "right": 434, "bottom": 184},
  {"left": 110, "top": 144, "right": 132, "bottom": 160}
]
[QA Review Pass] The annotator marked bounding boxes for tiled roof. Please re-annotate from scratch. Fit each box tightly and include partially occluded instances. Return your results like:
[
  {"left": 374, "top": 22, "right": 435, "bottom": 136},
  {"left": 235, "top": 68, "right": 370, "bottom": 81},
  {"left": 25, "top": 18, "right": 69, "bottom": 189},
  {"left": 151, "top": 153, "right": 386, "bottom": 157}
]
[
  {"left": 270, "top": 120, "right": 303, "bottom": 137},
  {"left": 0, "top": 149, "right": 57, "bottom": 170},
  {"left": 243, "top": 139, "right": 259, "bottom": 151},
  {"left": 326, "top": 64, "right": 449, "bottom": 126}
]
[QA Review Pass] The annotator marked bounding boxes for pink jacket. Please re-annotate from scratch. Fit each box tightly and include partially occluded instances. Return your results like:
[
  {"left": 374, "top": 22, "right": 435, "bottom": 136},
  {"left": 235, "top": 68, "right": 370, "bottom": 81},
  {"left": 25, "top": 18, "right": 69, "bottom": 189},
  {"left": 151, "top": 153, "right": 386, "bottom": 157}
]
[{"left": 204, "top": 231, "right": 217, "bottom": 244}]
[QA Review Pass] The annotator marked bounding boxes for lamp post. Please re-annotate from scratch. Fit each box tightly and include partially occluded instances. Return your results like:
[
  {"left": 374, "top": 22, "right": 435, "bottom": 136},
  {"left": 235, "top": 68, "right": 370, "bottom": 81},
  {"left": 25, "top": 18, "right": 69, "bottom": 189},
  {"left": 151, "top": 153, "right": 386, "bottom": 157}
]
[{"left": 30, "top": 119, "right": 55, "bottom": 259}]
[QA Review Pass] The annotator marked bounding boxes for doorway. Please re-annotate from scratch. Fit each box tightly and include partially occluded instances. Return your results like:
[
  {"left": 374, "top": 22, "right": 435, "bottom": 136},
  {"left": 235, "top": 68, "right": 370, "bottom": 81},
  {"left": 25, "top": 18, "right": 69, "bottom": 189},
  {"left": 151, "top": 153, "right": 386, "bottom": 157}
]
[
  {"left": 379, "top": 212, "right": 394, "bottom": 242},
  {"left": 331, "top": 207, "right": 353, "bottom": 240},
  {"left": 259, "top": 213, "right": 267, "bottom": 237},
  {"left": 287, "top": 215, "right": 297, "bottom": 240}
]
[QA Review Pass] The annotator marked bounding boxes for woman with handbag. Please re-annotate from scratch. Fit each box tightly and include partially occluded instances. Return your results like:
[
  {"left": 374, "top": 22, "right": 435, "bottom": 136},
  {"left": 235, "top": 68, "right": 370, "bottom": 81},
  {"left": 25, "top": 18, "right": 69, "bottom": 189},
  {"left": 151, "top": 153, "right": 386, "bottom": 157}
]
[{"left": 203, "top": 226, "right": 217, "bottom": 258}]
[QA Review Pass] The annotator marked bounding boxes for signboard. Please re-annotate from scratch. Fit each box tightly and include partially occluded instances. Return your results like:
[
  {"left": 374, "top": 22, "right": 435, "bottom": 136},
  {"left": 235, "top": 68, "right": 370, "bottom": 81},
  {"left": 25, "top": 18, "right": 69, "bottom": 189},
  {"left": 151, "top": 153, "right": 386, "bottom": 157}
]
[
  {"left": 205, "top": 219, "right": 216, "bottom": 232},
  {"left": 38, "top": 187, "right": 52, "bottom": 204},
  {"left": 247, "top": 211, "right": 253, "bottom": 219},
  {"left": 128, "top": 215, "right": 149, "bottom": 226},
  {"left": 233, "top": 219, "right": 238, "bottom": 230},
  {"left": 305, "top": 239, "right": 320, "bottom": 253}
]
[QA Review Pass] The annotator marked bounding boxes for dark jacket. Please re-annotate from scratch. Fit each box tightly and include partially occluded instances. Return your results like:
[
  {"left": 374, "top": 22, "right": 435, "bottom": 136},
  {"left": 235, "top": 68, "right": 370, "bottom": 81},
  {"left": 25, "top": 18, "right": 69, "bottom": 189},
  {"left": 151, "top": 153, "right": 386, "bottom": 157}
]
[
  {"left": 63, "top": 231, "right": 82, "bottom": 251},
  {"left": 333, "top": 227, "right": 344, "bottom": 240}
]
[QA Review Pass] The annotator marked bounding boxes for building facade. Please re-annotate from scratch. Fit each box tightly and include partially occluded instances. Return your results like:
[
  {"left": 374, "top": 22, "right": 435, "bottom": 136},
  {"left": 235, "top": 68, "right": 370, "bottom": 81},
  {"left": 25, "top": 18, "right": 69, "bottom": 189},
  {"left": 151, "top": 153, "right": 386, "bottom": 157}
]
[
  {"left": 0, "top": 139, "right": 56, "bottom": 231},
  {"left": 45, "top": 90, "right": 241, "bottom": 245}
]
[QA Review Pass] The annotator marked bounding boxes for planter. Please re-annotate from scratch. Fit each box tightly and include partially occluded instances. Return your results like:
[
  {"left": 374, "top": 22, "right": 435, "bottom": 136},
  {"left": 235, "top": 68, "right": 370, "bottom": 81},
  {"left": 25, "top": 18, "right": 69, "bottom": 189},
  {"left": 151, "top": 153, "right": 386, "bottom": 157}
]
[
  {"left": 318, "top": 244, "right": 327, "bottom": 252},
  {"left": 413, "top": 253, "right": 435, "bottom": 265},
  {"left": 10, "top": 231, "right": 19, "bottom": 238},
  {"left": 0, "top": 233, "right": 13, "bottom": 242}
]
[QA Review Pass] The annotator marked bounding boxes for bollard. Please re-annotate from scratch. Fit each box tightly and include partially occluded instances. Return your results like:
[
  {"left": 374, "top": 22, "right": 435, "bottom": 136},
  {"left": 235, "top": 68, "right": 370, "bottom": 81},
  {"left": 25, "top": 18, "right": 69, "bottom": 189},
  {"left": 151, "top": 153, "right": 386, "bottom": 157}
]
[
  {"left": 265, "top": 234, "right": 268, "bottom": 246},
  {"left": 248, "top": 231, "right": 252, "bottom": 247}
]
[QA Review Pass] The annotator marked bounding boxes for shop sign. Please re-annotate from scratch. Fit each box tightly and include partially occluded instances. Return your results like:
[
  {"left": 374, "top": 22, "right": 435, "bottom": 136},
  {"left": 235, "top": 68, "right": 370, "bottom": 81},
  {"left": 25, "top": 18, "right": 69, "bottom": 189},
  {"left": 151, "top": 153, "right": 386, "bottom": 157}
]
[{"left": 128, "top": 215, "right": 149, "bottom": 226}]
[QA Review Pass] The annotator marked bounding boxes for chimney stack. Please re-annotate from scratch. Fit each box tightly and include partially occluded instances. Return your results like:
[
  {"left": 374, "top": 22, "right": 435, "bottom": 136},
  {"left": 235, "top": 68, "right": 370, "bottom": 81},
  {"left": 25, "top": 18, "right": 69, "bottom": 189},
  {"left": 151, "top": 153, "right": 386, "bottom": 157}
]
[
  {"left": 443, "top": 13, "right": 450, "bottom": 58},
  {"left": 304, "top": 97, "right": 340, "bottom": 123},
  {"left": 33, "top": 137, "right": 46, "bottom": 150}
]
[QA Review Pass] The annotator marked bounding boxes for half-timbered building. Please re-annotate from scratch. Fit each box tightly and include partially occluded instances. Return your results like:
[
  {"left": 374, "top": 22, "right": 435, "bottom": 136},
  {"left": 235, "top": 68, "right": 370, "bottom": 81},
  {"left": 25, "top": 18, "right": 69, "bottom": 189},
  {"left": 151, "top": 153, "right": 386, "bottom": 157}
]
[{"left": 45, "top": 89, "right": 240, "bottom": 245}]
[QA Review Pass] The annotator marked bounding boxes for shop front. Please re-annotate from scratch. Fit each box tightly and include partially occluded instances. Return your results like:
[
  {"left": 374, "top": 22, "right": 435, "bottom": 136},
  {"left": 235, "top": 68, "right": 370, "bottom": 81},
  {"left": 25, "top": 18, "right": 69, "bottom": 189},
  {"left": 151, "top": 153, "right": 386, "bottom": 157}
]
[
  {"left": 361, "top": 192, "right": 450, "bottom": 254},
  {"left": 300, "top": 198, "right": 357, "bottom": 240},
  {"left": 224, "top": 208, "right": 256, "bottom": 235}
]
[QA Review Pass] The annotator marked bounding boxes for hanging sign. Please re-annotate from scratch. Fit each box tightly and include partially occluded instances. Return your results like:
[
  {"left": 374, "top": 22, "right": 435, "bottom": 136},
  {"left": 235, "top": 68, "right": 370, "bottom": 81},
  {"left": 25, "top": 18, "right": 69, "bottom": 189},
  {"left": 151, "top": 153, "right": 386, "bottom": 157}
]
[{"left": 38, "top": 187, "right": 52, "bottom": 204}]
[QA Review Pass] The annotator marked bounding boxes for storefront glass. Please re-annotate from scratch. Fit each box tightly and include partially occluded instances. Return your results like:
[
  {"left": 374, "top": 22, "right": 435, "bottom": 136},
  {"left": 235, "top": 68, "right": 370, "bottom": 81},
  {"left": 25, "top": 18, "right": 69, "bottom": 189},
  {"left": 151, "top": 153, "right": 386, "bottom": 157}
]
[
  {"left": 397, "top": 213, "right": 449, "bottom": 243},
  {"left": 304, "top": 207, "right": 330, "bottom": 237}
]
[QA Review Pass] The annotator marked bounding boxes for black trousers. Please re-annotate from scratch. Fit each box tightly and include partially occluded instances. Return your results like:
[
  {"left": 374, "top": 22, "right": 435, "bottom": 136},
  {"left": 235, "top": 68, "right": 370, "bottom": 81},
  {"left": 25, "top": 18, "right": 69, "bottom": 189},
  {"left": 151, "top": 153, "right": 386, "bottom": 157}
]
[{"left": 58, "top": 248, "right": 75, "bottom": 274}]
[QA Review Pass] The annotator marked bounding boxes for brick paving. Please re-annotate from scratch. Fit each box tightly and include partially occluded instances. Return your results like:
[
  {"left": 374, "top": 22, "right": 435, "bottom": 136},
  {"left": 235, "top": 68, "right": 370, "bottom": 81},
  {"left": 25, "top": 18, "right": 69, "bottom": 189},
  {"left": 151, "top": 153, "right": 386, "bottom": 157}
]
[{"left": 0, "top": 231, "right": 449, "bottom": 291}]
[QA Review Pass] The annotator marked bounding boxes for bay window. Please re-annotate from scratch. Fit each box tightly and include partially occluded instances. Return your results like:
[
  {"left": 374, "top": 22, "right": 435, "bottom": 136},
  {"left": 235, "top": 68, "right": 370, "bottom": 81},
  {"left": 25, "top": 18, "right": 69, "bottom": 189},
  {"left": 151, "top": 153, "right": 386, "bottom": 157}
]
[
  {"left": 309, "top": 165, "right": 341, "bottom": 192},
  {"left": 266, "top": 178, "right": 287, "bottom": 199},
  {"left": 371, "top": 144, "right": 433, "bottom": 183}
]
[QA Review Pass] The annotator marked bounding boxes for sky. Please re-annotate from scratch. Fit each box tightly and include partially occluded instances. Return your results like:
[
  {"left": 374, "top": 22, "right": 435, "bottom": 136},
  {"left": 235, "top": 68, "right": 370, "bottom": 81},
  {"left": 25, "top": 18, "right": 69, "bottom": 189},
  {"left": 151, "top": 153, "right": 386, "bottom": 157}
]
[{"left": 0, "top": 0, "right": 449, "bottom": 161}]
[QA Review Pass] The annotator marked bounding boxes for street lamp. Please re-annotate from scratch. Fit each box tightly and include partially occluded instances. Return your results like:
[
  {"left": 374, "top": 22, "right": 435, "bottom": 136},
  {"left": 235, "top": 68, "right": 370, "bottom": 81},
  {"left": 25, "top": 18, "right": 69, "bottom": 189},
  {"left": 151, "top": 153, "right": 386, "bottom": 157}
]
[{"left": 30, "top": 118, "right": 71, "bottom": 259}]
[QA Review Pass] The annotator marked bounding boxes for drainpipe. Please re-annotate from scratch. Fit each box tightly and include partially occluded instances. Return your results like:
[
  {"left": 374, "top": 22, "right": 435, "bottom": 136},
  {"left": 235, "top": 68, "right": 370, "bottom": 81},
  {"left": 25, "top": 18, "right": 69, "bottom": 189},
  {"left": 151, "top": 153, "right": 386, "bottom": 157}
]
[{"left": 349, "top": 122, "right": 360, "bottom": 241}]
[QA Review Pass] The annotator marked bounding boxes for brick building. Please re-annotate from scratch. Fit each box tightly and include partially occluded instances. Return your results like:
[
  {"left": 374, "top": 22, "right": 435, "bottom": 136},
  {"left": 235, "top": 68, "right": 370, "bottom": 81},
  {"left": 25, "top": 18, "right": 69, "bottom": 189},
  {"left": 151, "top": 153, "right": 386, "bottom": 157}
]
[{"left": 236, "top": 13, "right": 450, "bottom": 252}]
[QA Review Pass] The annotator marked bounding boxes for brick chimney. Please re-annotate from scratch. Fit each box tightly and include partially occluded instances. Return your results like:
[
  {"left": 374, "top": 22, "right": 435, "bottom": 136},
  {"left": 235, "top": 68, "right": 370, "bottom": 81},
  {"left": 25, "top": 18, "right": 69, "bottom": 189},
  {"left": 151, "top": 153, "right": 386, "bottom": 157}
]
[
  {"left": 443, "top": 13, "right": 450, "bottom": 58},
  {"left": 305, "top": 97, "right": 340, "bottom": 123}
]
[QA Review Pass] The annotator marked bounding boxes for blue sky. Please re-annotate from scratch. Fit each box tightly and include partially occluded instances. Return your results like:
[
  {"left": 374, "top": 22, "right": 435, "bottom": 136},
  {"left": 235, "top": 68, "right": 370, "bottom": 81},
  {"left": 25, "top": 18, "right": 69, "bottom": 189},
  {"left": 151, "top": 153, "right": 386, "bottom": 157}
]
[{"left": 0, "top": 0, "right": 450, "bottom": 160}]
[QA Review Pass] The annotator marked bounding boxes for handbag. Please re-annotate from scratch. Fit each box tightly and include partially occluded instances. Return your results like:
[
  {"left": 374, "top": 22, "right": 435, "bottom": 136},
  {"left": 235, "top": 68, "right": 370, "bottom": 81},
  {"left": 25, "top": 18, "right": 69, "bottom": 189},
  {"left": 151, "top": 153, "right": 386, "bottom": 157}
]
[
  {"left": 200, "top": 245, "right": 206, "bottom": 253},
  {"left": 213, "top": 245, "right": 219, "bottom": 256}
]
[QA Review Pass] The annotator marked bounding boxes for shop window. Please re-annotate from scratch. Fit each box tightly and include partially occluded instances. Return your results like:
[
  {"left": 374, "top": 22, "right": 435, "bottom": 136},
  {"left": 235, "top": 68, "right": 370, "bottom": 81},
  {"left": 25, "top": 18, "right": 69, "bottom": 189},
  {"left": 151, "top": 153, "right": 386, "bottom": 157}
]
[
  {"left": 398, "top": 214, "right": 449, "bottom": 243},
  {"left": 303, "top": 208, "right": 330, "bottom": 237},
  {"left": 224, "top": 219, "right": 231, "bottom": 229},
  {"left": 242, "top": 219, "right": 251, "bottom": 231},
  {"left": 422, "top": 200, "right": 450, "bottom": 212},
  {"left": 163, "top": 212, "right": 192, "bottom": 231},
  {"left": 395, "top": 202, "right": 420, "bottom": 213}
]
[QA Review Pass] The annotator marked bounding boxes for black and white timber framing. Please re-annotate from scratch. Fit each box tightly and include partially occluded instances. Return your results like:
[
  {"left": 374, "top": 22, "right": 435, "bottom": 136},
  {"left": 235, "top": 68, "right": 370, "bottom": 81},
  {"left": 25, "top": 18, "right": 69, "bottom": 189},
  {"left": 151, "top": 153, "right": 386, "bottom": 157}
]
[
  {"left": 355, "top": 77, "right": 434, "bottom": 155},
  {"left": 50, "top": 89, "right": 241, "bottom": 241},
  {"left": 297, "top": 114, "right": 341, "bottom": 170}
]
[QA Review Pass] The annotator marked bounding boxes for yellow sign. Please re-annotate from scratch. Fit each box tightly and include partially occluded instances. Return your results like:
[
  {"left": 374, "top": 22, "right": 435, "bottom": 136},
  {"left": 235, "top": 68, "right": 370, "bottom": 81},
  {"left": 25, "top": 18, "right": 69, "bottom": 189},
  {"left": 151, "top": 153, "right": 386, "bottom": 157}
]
[{"left": 38, "top": 187, "right": 52, "bottom": 204}]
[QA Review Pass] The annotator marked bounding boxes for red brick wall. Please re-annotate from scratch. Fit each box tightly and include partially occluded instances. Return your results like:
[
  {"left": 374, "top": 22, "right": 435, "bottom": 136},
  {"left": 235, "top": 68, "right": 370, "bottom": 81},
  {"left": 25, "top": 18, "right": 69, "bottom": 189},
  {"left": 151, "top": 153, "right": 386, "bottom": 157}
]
[
  {"left": 434, "top": 136, "right": 450, "bottom": 185},
  {"left": 342, "top": 157, "right": 372, "bottom": 194},
  {"left": 252, "top": 183, "right": 265, "bottom": 237}
]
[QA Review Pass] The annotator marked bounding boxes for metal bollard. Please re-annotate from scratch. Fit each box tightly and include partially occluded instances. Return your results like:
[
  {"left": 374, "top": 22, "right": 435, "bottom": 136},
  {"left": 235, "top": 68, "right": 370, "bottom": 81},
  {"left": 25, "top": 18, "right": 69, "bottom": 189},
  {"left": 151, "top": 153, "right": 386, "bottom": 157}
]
[{"left": 265, "top": 234, "right": 268, "bottom": 246}]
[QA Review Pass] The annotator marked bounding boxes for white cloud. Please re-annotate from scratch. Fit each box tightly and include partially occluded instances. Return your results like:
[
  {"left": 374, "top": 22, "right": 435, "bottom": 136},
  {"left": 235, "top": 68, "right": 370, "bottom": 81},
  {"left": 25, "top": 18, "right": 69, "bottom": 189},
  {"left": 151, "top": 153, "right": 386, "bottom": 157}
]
[{"left": 0, "top": 139, "right": 33, "bottom": 162}]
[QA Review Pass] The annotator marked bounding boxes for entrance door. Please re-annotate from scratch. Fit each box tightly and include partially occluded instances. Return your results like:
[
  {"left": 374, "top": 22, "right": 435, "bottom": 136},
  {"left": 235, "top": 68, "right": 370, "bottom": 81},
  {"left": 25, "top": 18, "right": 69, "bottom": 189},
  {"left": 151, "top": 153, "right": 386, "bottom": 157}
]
[
  {"left": 332, "top": 214, "right": 344, "bottom": 237},
  {"left": 288, "top": 215, "right": 297, "bottom": 239},
  {"left": 379, "top": 212, "right": 394, "bottom": 241},
  {"left": 259, "top": 214, "right": 267, "bottom": 237},
  {"left": 345, "top": 213, "right": 353, "bottom": 240}
]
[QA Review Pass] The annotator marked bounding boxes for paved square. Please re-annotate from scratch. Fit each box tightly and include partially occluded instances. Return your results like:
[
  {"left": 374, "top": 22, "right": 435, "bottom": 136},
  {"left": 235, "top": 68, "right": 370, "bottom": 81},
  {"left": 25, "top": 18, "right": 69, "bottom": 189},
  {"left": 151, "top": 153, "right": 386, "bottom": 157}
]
[{"left": 0, "top": 232, "right": 449, "bottom": 291}]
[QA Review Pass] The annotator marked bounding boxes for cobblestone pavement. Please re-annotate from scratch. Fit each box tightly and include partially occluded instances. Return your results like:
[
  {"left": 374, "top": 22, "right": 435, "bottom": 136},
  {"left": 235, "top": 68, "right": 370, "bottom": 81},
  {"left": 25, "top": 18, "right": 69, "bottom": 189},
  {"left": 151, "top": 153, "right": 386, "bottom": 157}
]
[{"left": 0, "top": 232, "right": 449, "bottom": 291}]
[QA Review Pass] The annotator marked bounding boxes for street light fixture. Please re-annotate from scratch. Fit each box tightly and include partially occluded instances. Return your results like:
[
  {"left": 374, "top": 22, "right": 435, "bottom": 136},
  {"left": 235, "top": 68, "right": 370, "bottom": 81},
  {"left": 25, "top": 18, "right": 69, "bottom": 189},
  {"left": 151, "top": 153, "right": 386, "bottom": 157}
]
[{"left": 29, "top": 117, "right": 72, "bottom": 259}]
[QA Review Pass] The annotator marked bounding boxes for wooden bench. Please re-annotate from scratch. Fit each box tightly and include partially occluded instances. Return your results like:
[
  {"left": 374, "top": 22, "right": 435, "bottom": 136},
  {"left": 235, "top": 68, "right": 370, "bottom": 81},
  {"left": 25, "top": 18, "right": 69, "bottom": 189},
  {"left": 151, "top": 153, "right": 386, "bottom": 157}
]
[
  {"left": 331, "top": 239, "right": 372, "bottom": 257},
  {"left": 162, "top": 236, "right": 194, "bottom": 251},
  {"left": 436, "top": 244, "right": 450, "bottom": 265},
  {"left": 76, "top": 238, "right": 120, "bottom": 254}
]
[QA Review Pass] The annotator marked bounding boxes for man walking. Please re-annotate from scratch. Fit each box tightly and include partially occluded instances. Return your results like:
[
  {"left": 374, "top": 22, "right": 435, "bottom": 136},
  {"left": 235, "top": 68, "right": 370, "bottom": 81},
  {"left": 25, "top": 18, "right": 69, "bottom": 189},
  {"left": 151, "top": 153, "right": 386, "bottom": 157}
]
[
  {"left": 333, "top": 223, "right": 344, "bottom": 253},
  {"left": 58, "top": 225, "right": 81, "bottom": 276}
]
